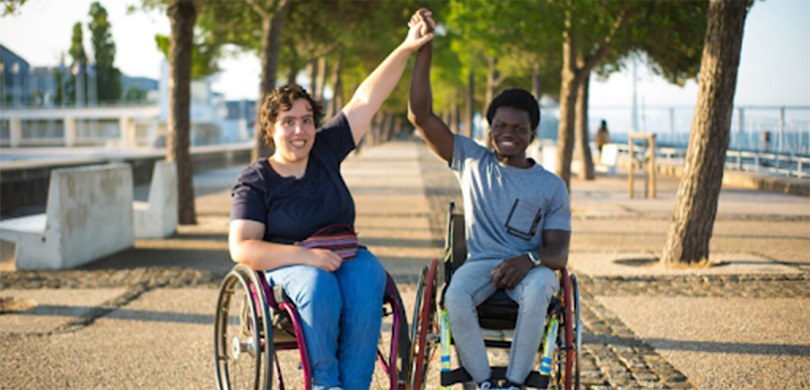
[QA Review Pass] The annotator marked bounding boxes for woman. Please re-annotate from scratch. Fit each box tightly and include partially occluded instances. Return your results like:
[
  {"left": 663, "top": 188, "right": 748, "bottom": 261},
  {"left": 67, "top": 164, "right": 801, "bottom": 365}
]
[{"left": 228, "top": 11, "right": 434, "bottom": 390}]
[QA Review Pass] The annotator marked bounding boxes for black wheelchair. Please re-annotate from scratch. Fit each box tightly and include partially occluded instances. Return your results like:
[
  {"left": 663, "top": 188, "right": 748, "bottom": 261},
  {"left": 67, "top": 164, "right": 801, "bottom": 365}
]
[
  {"left": 214, "top": 263, "right": 411, "bottom": 389},
  {"left": 410, "top": 203, "right": 581, "bottom": 389}
]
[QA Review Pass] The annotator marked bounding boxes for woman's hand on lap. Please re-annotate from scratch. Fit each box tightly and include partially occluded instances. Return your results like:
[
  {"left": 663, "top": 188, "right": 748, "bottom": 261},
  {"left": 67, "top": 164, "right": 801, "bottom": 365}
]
[{"left": 307, "top": 248, "right": 343, "bottom": 272}]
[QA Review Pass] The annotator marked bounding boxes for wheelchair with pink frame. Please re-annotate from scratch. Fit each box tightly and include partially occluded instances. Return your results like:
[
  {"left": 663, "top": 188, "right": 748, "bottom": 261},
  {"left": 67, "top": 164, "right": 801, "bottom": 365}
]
[
  {"left": 410, "top": 203, "right": 581, "bottom": 389},
  {"left": 214, "top": 263, "right": 411, "bottom": 389}
]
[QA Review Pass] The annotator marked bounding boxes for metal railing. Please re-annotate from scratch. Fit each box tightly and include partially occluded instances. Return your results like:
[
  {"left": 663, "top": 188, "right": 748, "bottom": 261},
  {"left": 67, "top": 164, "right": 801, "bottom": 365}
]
[{"left": 613, "top": 143, "right": 810, "bottom": 179}]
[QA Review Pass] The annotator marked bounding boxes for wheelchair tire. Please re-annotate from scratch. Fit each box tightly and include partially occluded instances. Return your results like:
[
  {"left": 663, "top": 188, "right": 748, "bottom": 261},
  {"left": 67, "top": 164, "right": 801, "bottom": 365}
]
[
  {"left": 410, "top": 258, "right": 440, "bottom": 389},
  {"left": 571, "top": 274, "right": 581, "bottom": 389},
  {"left": 381, "top": 276, "right": 412, "bottom": 389},
  {"left": 214, "top": 266, "right": 273, "bottom": 390},
  {"left": 556, "top": 269, "right": 579, "bottom": 390}
]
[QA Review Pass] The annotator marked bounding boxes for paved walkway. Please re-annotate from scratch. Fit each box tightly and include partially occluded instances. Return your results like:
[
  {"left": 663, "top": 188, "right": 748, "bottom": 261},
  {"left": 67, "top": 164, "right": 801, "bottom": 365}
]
[{"left": 1, "top": 139, "right": 809, "bottom": 389}]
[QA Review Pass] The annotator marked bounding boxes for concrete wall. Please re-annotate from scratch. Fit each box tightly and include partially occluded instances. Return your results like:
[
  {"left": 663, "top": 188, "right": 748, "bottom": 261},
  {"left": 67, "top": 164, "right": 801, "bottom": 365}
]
[{"left": 0, "top": 144, "right": 251, "bottom": 218}]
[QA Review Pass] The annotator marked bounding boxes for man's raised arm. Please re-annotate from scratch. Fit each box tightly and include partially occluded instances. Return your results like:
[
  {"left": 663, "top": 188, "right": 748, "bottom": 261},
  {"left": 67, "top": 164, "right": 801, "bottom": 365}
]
[{"left": 407, "top": 11, "right": 454, "bottom": 163}]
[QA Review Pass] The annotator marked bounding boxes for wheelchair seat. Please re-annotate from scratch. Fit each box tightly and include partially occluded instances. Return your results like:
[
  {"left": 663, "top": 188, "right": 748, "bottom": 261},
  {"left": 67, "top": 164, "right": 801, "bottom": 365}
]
[
  {"left": 444, "top": 203, "right": 543, "bottom": 330},
  {"left": 477, "top": 290, "right": 519, "bottom": 330}
]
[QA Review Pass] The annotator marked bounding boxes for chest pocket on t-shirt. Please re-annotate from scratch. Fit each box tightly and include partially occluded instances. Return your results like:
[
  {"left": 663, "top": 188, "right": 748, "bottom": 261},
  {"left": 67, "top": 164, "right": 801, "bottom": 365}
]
[{"left": 504, "top": 198, "right": 543, "bottom": 241}]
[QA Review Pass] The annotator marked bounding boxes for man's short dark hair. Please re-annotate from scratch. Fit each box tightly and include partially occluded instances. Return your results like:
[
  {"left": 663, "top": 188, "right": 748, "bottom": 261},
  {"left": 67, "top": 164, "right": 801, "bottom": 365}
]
[
  {"left": 485, "top": 88, "right": 540, "bottom": 131},
  {"left": 260, "top": 84, "right": 324, "bottom": 146}
]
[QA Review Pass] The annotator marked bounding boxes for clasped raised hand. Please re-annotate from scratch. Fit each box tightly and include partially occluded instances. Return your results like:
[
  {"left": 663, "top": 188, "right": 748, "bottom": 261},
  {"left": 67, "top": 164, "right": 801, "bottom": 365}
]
[{"left": 402, "top": 8, "right": 436, "bottom": 52}]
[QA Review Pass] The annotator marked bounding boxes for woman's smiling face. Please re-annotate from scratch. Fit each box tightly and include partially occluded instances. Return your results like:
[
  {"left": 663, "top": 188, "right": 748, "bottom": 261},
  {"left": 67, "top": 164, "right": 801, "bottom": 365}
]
[{"left": 272, "top": 98, "right": 317, "bottom": 164}]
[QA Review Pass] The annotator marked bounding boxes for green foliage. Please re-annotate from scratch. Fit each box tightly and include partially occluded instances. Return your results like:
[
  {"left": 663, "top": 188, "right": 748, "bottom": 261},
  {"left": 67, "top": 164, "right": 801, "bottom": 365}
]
[
  {"left": 124, "top": 85, "right": 148, "bottom": 102},
  {"left": 444, "top": 0, "right": 563, "bottom": 103},
  {"left": 69, "top": 22, "right": 88, "bottom": 65},
  {"left": 154, "top": 32, "right": 221, "bottom": 80},
  {"left": 88, "top": 1, "right": 122, "bottom": 102},
  {"left": 67, "top": 22, "right": 88, "bottom": 104},
  {"left": 2, "top": 0, "right": 26, "bottom": 16},
  {"left": 53, "top": 54, "right": 66, "bottom": 105},
  {"left": 128, "top": 0, "right": 707, "bottom": 117}
]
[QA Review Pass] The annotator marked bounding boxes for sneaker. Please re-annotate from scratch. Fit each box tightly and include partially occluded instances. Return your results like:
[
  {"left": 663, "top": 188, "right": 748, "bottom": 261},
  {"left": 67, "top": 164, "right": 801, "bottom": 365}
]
[
  {"left": 478, "top": 379, "right": 495, "bottom": 390},
  {"left": 499, "top": 381, "right": 522, "bottom": 390}
]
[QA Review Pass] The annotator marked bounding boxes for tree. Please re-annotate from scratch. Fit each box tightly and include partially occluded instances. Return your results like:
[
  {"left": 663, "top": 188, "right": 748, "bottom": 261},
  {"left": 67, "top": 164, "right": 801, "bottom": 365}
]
[
  {"left": 53, "top": 54, "right": 67, "bottom": 106},
  {"left": 247, "top": 0, "right": 289, "bottom": 160},
  {"left": 578, "top": 2, "right": 706, "bottom": 181},
  {"left": 124, "top": 85, "right": 148, "bottom": 102},
  {"left": 661, "top": 0, "right": 750, "bottom": 265},
  {"left": 2, "top": 0, "right": 27, "bottom": 16},
  {"left": 193, "top": 0, "right": 289, "bottom": 160},
  {"left": 154, "top": 32, "right": 221, "bottom": 79},
  {"left": 550, "top": 0, "right": 708, "bottom": 187},
  {"left": 553, "top": 1, "right": 632, "bottom": 188},
  {"left": 88, "top": 1, "right": 122, "bottom": 103},
  {"left": 166, "top": 0, "right": 197, "bottom": 225},
  {"left": 446, "top": 0, "right": 559, "bottom": 142},
  {"left": 68, "top": 22, "right": 88, "bottom": 105}
]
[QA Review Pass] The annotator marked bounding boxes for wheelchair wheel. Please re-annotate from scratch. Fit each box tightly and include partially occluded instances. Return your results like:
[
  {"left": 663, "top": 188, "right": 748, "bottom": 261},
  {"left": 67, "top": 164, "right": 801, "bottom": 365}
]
[
  {"left": 214, "top": 265, "right": 273, "bottom": 390},
  {"left": 552, "top": 270, "right": 580, "bottom": 390},
  {"left": 376, "top": 276, "right": 412, "bottom": 389},
  {"left": 410, "top": 258, "right": 440, "bottom": 389},
  {"left": 571, "top": 274, "right": 581, "bottom": 389}
]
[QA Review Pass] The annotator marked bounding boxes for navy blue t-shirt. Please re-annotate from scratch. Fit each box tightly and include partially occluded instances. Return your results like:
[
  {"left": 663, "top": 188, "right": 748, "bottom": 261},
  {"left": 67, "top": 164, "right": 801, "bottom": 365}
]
[{"left": 230, "top": 113, "right": 356, "bottom": 243}]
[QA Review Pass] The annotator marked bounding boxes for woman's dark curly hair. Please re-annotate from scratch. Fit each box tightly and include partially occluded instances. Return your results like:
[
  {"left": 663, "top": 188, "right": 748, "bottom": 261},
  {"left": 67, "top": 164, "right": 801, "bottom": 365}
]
[{"left": 260, "top": 84, "right": 324, "bottom": 146}]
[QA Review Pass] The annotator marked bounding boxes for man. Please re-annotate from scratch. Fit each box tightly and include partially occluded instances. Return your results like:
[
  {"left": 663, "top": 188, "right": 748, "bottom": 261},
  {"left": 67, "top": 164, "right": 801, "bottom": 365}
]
[{"left": 407, "top": 11, "right": 571, "bottom": 390}]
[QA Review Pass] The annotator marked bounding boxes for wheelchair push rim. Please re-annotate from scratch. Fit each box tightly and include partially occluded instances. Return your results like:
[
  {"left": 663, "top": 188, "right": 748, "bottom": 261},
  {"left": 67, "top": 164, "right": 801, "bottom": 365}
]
[
  {"left": 214, "top": 266, "right": 274, "bottom": 390},
  {"left": 552, "top": 269, "right": 580, "bottom": 390}
]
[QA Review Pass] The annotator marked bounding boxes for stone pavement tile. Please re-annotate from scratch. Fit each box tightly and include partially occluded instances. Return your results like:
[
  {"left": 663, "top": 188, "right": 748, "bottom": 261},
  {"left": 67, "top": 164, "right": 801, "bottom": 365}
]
[
  {"left": 1, "top": 288, "right": 217, "bottom": 389},
  {"left": 0, "top": 288, "right": 126, "bottom": 334},
  {"left": 569, "top": 252, "right": 801, "bottom": 277},
  {"left": 597, "top": 296, "right": 810, "bottom": 390}
]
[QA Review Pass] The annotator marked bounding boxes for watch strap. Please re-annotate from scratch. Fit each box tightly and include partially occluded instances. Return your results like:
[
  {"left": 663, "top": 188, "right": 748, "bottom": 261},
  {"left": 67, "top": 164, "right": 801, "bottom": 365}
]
[{"left": 527, "top": 251, "right": 541, "bottom": 266}]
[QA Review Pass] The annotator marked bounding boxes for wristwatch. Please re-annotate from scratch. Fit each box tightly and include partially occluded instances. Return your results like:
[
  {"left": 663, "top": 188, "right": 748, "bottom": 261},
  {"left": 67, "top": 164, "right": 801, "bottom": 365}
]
[{"left": 527, "top": 251, "right": 541, "bottom": 266}]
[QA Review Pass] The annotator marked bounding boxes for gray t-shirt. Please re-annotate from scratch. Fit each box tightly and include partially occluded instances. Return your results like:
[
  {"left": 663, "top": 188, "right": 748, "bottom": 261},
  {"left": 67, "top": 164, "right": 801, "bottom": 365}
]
[{"left": 451, "top": 135, "right": 571, "bottom": 263}]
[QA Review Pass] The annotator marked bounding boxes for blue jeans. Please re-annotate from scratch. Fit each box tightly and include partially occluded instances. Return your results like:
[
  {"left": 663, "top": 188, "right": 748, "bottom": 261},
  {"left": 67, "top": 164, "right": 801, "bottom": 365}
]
[{"left": 265, "top": 247, "right": 386, "bottom": 390}]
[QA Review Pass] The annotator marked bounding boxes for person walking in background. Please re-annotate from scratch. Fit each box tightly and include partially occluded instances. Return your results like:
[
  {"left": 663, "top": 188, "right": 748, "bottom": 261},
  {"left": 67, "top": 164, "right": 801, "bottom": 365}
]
[
  {"left": 227, "top": 10, "right": 433, "bottom": 390},
  {"left": 407, "top": 9, "right": 571, "bottom": 390},
  {"left": 595, "top": 119, "right": 611, "bottom": 156}
]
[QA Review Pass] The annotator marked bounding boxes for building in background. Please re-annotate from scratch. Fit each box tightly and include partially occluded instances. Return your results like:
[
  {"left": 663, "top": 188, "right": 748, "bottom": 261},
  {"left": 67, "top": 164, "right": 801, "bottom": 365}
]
[{"left": 1, "top": 44, "right": 32, "bottom": 108}]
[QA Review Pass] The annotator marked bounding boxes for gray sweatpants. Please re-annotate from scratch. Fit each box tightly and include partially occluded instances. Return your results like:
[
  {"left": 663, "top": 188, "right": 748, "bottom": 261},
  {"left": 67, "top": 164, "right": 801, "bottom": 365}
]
[{"left": 444, "top": 259, "right": 559, "bottom": 385}]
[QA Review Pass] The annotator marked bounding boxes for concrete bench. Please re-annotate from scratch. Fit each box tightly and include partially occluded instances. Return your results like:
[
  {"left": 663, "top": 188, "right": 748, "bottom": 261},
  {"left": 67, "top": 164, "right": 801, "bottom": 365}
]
[
  {"left": 134, "top": 161, "right": 178, "bottom": 239},
  {"left": 0, "top": 164, "right": 134, "bottom": 270},
  {"left": 595, "top": 143, "right": 619, "bottom": 175}
]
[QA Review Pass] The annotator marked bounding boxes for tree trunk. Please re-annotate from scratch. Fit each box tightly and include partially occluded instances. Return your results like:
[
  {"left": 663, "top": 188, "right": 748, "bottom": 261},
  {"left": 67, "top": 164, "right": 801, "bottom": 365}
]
[
  {"left": 484, "top": 57, "right": 500, "bottom": 148},
  {"left": 167, "top": 0, "right": 197, "bottom": 225},
  {"left": 576, "top": 72, "right": 595, "bottom": 180},
  {"left": 392, "top": 115, "right": 402, "bottom": 140},
  {"left": 285, "top": 65, "right": 297, "bottom": 86},
  {"left": 555, "top": 17, "right": 579, "bottom": 189},
  {"left": 661, "top": 0, "right": 748, "bottom": 265},
  {"left": 464, "top": 69, "right": 474, "bottom": 138},
  {"left": 306, "top": 58, "right": 316, "bottom": 94},
  {"left": 532, "top": 64, "right": 541, "bottom": 101},
  {"left": 315, "top": 56, "right": 327, "bottom": 102},
  {"left": 450, "top": 93, "right": 460, "bottom": 134},
  {"left": 328, "top": 50, "right": 343, "bottom": 119},
  {"left": 379, "top": 112, "right": 391, "bottom": 142},
  {"left": 251, "top": 0, "right": 287, "bottom": 161}
]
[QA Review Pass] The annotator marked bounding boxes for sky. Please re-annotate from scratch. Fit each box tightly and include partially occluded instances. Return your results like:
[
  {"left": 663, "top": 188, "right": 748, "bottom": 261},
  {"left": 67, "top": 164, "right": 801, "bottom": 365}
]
[{"left": 1, "top": 0, "right": 808, "bottom": 107}]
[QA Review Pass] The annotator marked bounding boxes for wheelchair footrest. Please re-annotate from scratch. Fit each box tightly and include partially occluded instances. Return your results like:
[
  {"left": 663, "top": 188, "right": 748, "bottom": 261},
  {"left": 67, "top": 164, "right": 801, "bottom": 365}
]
[{"left": 440, "top": 366, "right": 549, "bottom": 388}]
